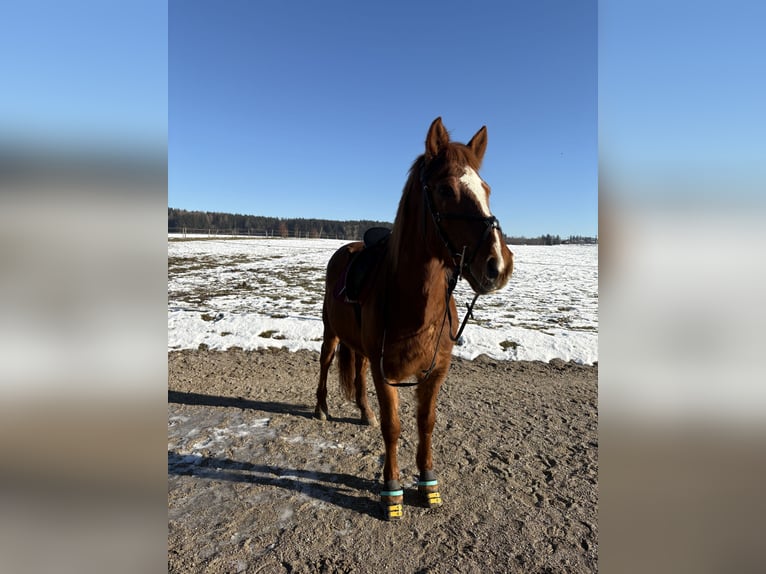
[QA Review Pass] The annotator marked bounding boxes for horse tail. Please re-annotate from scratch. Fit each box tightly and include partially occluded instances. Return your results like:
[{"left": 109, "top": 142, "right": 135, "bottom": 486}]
[{"left": 337, "top": 343, "right": 356, "bottom": 402}]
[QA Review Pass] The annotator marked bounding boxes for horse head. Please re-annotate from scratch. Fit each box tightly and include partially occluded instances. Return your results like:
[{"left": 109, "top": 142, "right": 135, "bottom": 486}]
[{"left": 420, "top": 117, "right": 514, "bottom": 294}]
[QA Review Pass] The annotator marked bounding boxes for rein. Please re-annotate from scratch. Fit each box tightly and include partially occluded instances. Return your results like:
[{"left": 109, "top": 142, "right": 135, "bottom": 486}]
[{"left": 382, "top": 170, "right": 498, "bottom": 387}]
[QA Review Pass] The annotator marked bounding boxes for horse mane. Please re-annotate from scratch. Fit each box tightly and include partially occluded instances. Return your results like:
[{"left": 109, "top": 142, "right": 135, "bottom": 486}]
[{"left": 388, "top": 143, "right": 483, "bottom": 273}]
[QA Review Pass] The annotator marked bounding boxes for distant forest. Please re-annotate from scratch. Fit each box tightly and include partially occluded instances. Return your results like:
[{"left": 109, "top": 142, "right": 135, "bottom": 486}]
[
  {"left": 504, "top": 234, "right": 598, "bottom": 246},
  {"left": 168, "top": 208, "right": 597, "bottom": 245},
  {"left": 168, "top": 208, "right": 392, "bottom": 240}
]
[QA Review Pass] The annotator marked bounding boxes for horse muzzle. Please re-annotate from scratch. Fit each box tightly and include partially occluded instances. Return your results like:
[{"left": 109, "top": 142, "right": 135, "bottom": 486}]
[{"left": 465, "top": 244, "right": 513, "bottom": 294}]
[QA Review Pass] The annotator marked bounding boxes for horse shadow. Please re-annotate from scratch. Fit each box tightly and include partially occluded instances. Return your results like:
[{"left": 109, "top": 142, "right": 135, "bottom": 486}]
[
  {"left": 168, "top": 390, "right": 391, "bottom": 519},
  {"left": 167, "top": 390, "right": 363, "bottom": 425},
  {"left": 168, "top": 451, "right": 394, "bottom": 520}
]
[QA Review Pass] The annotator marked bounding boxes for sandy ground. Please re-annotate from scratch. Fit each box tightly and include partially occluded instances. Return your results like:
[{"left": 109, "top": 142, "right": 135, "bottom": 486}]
[{"left": 168, "top": 348, "right": 598, "bottom": 573}]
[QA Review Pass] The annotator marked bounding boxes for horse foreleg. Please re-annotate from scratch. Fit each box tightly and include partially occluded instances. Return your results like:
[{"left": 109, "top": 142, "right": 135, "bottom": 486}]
[
  {"left": 354, "top": 355, "right": 377, "bottom": 426},
  {"left": 315, "top": 335, "right": 338, "bottom": 421},
  {"left": 415, "top": 368, "right": 447, "bottom": 508},
  {"left": 372, "top": 369, "right": 402, "bottom": 519}
]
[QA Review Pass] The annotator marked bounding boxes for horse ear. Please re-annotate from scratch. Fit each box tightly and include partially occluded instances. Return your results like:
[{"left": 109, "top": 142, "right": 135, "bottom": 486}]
[
  {"left": 467, "top": 125, "right": 488, "bottom": 165},
  {"left": 425, "top": 117, "right": 450, "bottom": 159}
]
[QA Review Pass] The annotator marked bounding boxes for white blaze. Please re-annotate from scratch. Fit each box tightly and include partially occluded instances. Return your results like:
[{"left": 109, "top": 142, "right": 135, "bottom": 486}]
[
  {"left": 459, "top": 167, "right": 491, "bottom": 216},
  {"left": 459, "top": 166, "right": 505, "bottom": 275}
]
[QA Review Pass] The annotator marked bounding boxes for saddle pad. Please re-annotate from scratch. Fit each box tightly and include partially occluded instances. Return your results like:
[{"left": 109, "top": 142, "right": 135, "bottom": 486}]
[{"left": 335, "top": 232, "right": 390, "bottom": 304}]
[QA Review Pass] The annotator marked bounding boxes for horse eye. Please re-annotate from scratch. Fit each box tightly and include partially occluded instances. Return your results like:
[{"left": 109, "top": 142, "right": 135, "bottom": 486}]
[{"left": 438, "top": 185, "right": 454, "bottom": 199}]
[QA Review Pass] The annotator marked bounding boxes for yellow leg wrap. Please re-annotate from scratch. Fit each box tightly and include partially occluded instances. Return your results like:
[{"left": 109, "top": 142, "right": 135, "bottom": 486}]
[
  {"left": 386, "top": 503, "right": 403, "bottom": 519},
  {"left": 418, "top": 477, "right": 443, "bottom": 508},
  {"left": 426, "top": 491, "right": 442, "bottom": 506}
]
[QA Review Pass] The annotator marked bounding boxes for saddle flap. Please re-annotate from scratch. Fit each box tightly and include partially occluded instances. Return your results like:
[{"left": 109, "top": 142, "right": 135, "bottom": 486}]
[{"left": 336, "top": 233, "right": 389, "bottom": 305}]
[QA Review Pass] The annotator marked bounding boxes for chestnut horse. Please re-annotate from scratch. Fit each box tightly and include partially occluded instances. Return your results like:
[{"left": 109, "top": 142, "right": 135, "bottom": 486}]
[{"left": 315, "top": 117, "right": 513, "bottom": 520}]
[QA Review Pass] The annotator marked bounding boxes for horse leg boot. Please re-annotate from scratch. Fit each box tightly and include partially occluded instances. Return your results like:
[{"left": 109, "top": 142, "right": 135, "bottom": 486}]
[
  {"left": 374, "top": 377, "right": 402, "bottom": 520},
  {"left": 354, "top": 355, "right": 377, "bottom": 426},
  {"left": 415, "top": 370, "right": 446, "bottom": 508},
  {"left": 314, "top": 335, "right": 337, "bottom": 420}
]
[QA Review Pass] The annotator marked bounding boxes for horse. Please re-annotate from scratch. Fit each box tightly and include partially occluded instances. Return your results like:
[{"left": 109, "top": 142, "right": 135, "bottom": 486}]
[{"left": 314, "top": 117, "right": 513, "bottom": 520}]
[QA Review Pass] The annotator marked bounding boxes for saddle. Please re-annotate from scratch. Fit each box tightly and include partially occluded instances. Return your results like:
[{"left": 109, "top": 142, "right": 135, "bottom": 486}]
[{"left": 335, "top": 227, "right": 391, "bottom": 306}]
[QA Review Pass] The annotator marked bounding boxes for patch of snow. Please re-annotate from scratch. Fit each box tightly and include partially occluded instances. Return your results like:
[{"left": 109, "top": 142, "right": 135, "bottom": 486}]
[{"left": 168, "top": 238, "right": 597, "bottom": 364}]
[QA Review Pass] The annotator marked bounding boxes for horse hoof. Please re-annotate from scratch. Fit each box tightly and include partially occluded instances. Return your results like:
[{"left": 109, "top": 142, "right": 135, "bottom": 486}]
[
  {"left": 361, "top": 413, "right": 378, "bottom": 426},
  {"left": 380, "top": 481, "right": 404, "bottom": 521},
  {"left": 418, "top": 474, "right": 443, "bottom": 509},
  {"left": 382, "top": 500, "right": 403, "bottom": 521},
  {"left": 314, "top": 406, "right": 328, "bottom": 421}
]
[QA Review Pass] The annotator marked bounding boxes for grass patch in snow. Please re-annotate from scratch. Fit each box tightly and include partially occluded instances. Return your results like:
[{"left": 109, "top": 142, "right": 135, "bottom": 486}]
[
  {"left": 259, "top": 330, "right": 286, "bottom": 340},
  {"left": 499, "top": 340, "right": 518, "bottom": 351}
]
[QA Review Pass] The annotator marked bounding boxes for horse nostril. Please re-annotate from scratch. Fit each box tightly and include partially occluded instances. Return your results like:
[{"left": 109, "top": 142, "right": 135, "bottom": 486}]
[{"left": 486, "top": 257, "right": 499, "bottom": 280}]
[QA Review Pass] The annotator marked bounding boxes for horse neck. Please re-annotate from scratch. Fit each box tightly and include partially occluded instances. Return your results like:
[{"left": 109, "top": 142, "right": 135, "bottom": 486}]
[
  {"left": 389, "top": 249, "right": 447, "bottom": 300},
  {"left": 386, "top": 173, "right": 450, "bottom": 320}
]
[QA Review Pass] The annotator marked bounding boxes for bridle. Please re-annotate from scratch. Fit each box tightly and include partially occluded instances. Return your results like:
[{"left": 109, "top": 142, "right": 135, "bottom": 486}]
[
  {"left": 382, "top": 164, "right": 503, "bottom": 386},
  {"left": 420, "top": 167, "right": 502, "bottom": 285}
]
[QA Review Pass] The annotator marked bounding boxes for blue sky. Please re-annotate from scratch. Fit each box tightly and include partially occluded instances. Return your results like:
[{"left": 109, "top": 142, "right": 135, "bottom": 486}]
[
  {"left": 3, "top": 2, "right": 763, "bottom": 237},
  {"left": 599, "top": 0, "right": 766, "bottom": 202},
  {"left": 169, "top": 1, "right": 597, "bottom": 238},
  {"left": 0, "top": 1, "right": 167, "bottom": 147}
]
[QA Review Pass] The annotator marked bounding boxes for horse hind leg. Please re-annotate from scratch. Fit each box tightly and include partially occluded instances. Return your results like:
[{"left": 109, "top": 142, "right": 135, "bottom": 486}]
[
  {"left": 354, "top": 355, "right": 377, "bottom": 426},
  {"left": 315, "top": 334, "right": 338, "bottom": 421}
]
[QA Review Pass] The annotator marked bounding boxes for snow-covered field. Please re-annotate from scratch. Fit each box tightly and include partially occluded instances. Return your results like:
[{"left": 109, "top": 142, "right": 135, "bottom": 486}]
[{"left": 168, "top": 237, "right": 597, "bottom": 365}]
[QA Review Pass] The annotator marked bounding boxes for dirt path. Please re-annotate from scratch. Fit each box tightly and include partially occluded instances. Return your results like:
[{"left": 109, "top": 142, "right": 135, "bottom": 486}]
[{"left": 168, "top": 348, "right": 598, "bottom": 573}]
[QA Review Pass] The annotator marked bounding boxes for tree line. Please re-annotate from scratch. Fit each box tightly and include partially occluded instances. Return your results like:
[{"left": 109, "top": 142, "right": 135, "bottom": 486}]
[
  {"left": 504, "top": 234, "right": 598, "bottom": 245},
  {"left": 168, "top": 208, "right": 392, "bottom": 240},
  {"left": 168, "top": 208, "right": 597, "bottom": 245}
]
